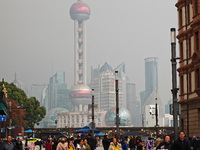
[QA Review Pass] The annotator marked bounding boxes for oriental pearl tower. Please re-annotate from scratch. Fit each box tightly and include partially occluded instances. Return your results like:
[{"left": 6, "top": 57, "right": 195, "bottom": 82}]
[{"left": 69, "top": 0, "right": 91, "bottom": 112}]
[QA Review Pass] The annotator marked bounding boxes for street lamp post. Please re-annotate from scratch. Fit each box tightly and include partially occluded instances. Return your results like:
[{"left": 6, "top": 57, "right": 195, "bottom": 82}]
[
  {"left": 91, "top": 89, "right": 94, "bottom": 138},
  {"left": 8, "top": 102, "right": 12, "bottom": 136},
  {"left": 155, "top": 98, "right": 159, "bottom": 137},
  {"left": 115, "top": 71, "right": 119, "bottom": 139},
  {"left": 170, "top": 28, "right": 179, "bottom": 140}
]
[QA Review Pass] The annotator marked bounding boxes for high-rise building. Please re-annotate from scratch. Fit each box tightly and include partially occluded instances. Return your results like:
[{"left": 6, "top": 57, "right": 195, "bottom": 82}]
[
  {"left": 126, "top": 83, "right": 141, "bottom": 126},
  {"left": 31, "top": 84, "right": 46, "bottom": 106},
  {"left": 48, "top": 72, "right": 70, "bottom": 111},
  {"left": 69, "top": 0, "right": 91, "bottom": 112},
  {"left": 176, "top": 0, "right": 200, "bottom": 136},
  {"left": 90, "top": 62, "right": 123, "bottom": 111},
  {"left": 140, "top": 57, "right": 164, "bottom": 127}
]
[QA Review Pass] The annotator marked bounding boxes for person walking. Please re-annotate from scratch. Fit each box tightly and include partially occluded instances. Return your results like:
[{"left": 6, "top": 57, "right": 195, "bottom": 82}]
[
  {"left": 129, "top": 136, "right": 135, "bottom": 150},
  {"left": 136, "top": 136, "right": 143, "bottom": 150},
  {"left": 103, "top": 135, "right": 110, "bottom": 150},
  {"left": 171, "top": 131, "right": 190, "bottom": 150},
  {"left": 146, "top": 137, "right": 153, "bottom": 150},
  {"left": 56, "top": 137, "right": 68, "bottom": 150},
  {"left": 0, "top": 136, "right": 17, "bottom": 150},
  {"left": 120, "top": 137, "right": 127, "bottom": 150},
  {"left": 84, "top": 139, "right": 91, "bottom": 150},
  {"left": 156, "top": 135, "right": 172, "bottom": 150},
  {"left": 46, "top": 140, "right": 53, "bottom": 150},
  {"left": 16, "top": 138, "right": 22, "bottom": 150},
  {"left": 68, "top": 141, "right": 75, "bottom": 150},
  {"left": 76, "top": 139, "right": 85, "bottom": 150},
  {"left": 86, "top": 134, "right": 96, "bottom": 150},
  {"left": 108, "top": 138, "right": 122, "bottom": 150},
  {"left": 190, "top": 136, "right": 199, "bottom": 150}
]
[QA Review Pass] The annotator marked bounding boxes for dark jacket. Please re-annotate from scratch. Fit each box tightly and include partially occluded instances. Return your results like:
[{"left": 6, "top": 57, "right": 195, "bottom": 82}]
[
  {"left": 171, "top": 138, "right": 190, "bottom": 150},
  {"left": 190, "top": 139, "right": 199, "bottom": 150},
  {"left": 156, "top": 142, "right": 172, "bottom": 150},
  {"left": 87, "top": 137, "right": 97, "bottom": 150},
  {"left": 102, "top": 138, "right": 110, "bottom": 150},
  {"left": 0, "top": 141, "right": 18, "bottom": 150},
  {"left": 129, "top": 138, "right": 135, "bottom": 148}
]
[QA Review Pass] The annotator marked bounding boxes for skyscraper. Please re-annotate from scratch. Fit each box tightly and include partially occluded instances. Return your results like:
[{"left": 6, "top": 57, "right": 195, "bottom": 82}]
[
  {"left": 140, "top": 57, "right": 164, "bottom": 127},
  {"left": 48, "top": 72, "right": 70, "bottom": 111},
  {"left": 69, "top": 0, "right": 91, "bottom": 112}
]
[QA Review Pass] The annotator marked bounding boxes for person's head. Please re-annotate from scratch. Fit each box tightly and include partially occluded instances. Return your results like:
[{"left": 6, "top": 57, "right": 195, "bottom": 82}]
[
  {"left": 60, "top": 137, "right": 66, "bottom": 144},
  {"left": 87, "top": 134, "right": 91, "bottom": 138},
  {"left": 179, "top": 131, "right": 185, "bottom": 140},
  {"left": 84, "top": 139, "right": 87, "bottom": 145},
  {"left": 106, "top": 135, "right": 109, "bottom": 139},
  {"left": 193, "top": 136, "right": 196, "bottom": 140},
  {"left": 79, "top": 139, "right": 84, "bottom": 146},
  {"left": 113, "top": 138, "right": 117, "bottom": 144},
  {"left": 164, "top": 135, "right": 171, "bottom": 143},
  {"left": 7, "top": 136, "right": 12, "bottom": 143},
  {"left": 69, "top": 141, "right": 73, "bottom": 147},
  {"left": 77, "top": 136, "right": 81, "bottom": 139}
]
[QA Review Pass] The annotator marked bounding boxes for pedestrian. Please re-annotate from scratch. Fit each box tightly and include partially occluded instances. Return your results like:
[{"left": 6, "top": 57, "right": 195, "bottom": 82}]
[
  {"left": 155, "top": 135, "right": 163, "bottom": 148},
  {"left": 136, "top": 136, "right": 143, "bottom": 150},
  {"left": 108, "top": 137, "right": 122, "bottom": 150},
  {"left": 76, "top": 139, "right": 85, "bottom": 150},
  {"left": 156, "top": 135, "right": 172, "bottom": 150},
  {"left": 190, "top": 136, "right": 199, "bottom": 150},
  {"left": 86, "top": 134, "right": 96, "bottom": 150},
  {"left": 74, "top": 136, "right": 81, "bottom": 149},
  {"left": 120, "top": 137, "right": 127, "bottom": 150},
  {"left": 68, "top": 141, "right": 75, "bottom": 150},
  {"left": 28, "top": 142, "right": 35, "bottom": 150},
  {"left": 46, "top": 140, "right": 53, "bottom": 150},
  {"left": 146, "top": 137, "right": 153, "bottom": 150},
  {"left": 35, "top": 139, "right": 42, "bottom": 150},
  {"left": 128, "top": 136, "right": 135, "bottom": 150},
  {"left": 0, "top": 136, "right": 17, "bottom": 150},
  {"left": 84, "top": 139, "right": 91, "bottom": 150},
  {"left": 171, "top": 131, "right": 190, "bottom": 150},
  {"left": 56, "top": 137, "right": 68, "bottom": 150},
  {"left": 52, "top": 136, "right": 58, "bottom": 150},
  {"left": 102, "top": 135, "right": 110, "bottom": 150},
  {"left": 24, "top": 138, "right": 29, "bottom": 150},
  {"left": 16, "top": 138, "right": 22, "bottom": 150}
]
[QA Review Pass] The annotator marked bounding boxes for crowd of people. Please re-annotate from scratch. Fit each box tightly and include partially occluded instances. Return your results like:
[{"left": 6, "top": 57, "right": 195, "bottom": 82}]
[{"left": 1, "top": 131, "right": 200, "bottom": 150}]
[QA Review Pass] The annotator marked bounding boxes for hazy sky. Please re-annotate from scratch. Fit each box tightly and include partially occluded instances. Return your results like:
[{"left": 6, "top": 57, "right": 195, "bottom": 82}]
[{"left": 0, "top": 0, "right": 178, "bottom": 105}]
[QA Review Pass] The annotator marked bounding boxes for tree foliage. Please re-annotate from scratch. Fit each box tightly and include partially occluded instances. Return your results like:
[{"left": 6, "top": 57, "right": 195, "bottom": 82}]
[{"left": 0, "top": 82, "right": 46, "bottom": 129}]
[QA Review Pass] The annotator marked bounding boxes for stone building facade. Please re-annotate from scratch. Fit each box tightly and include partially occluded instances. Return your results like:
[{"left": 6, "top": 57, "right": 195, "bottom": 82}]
[{"left": 176, "top": 0, "right": 200, "bottom": 137}]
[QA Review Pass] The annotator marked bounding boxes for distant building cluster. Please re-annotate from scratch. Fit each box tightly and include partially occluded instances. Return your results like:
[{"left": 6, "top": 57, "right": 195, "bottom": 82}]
[{"left": 13, "top": 0, "right": 174, "bottom": 129}]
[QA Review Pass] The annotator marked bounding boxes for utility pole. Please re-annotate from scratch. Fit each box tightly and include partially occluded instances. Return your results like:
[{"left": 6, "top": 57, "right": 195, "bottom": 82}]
[
  {"left": 91, "top": 89, "right": 94, "bottom": 138},
  {"left": 155, "top": 98, "right": 159, "bottom": 137},
  {"left": 115, "top": 71, "right": 119, "bottom": 139},
  {"left": 170, "top": 28, "right": 179, "bottom": 140},
  {"left": 8, "top": 101, "right": 12, "bottom": 136}
]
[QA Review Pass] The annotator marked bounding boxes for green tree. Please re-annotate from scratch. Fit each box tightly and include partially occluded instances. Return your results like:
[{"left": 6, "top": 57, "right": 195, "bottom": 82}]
[{"left": 0, "top": 82, "right": 46, "bottom": 129}]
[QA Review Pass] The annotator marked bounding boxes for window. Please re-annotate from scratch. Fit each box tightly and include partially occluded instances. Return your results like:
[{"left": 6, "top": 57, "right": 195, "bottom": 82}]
[
  {"left": 188, "top": 38, "right": 191, "bottom": 57},
  {"left": 180, "top": 42, "right": 183, "bottom": 60},
  {"left": 180, "top": 76, "right": 184, "bottom": 95},
  {"left": 189, "top": 73, "right": 192, "bottom": 92},
  {"left": 195, "top": 0, "right": 198, "bottom": 14},
  {"left": 179, "top": 9, "right": 183, "bottom": 27},
  {"left": 187, "top": 4, "right": 190, "bottom": 23},
  {"left": 195, "top": 31, "right": 199, "bottom": 51},
  {"left": 196, "top": 68, "right": 200, "bottom": 88}
]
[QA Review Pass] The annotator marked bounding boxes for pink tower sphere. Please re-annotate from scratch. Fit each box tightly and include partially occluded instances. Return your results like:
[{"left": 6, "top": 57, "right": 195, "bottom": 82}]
[{"left": 70, "top": 1, "right": 90, "bottom": 21}]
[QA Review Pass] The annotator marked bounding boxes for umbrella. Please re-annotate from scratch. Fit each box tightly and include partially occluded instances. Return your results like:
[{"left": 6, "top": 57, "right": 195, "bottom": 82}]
[
  {"left": 74, "top": 126, "right": 100, "bottom": 134},
  {"left": 95, "top": 132, "right": 106, "bottom": 137},
  {"left": 24, "top": 129, "right": 33, "bottom": 133}
]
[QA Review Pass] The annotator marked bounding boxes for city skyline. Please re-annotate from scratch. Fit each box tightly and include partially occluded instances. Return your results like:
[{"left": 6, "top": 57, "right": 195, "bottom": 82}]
[{"left": 0, "top": 0, "right": 177, "bottom": 106}]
